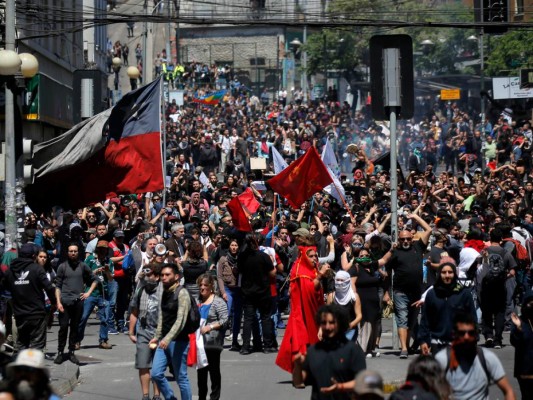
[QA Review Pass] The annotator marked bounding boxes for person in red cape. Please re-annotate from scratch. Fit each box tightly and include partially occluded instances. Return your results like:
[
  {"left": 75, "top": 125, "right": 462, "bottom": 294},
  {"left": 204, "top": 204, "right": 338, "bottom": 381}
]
[{"left": 276, "top": 234, "right": 329, "bottom": 373}]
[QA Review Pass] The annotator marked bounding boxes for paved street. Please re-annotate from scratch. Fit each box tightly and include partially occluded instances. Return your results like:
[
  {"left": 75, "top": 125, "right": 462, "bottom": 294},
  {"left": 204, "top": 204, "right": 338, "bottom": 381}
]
[{"left": 59, "top": 314, "right": 519, "bottom": 399}]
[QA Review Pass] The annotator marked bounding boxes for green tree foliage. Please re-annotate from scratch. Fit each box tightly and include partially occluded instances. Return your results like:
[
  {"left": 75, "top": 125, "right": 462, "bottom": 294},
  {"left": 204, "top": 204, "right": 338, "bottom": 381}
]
[
  {"left": 484, "top": 30, "right": 533, "bottom": 76},
  {"left": 303, "top": 0, "right": 478, "bottom": 79}
]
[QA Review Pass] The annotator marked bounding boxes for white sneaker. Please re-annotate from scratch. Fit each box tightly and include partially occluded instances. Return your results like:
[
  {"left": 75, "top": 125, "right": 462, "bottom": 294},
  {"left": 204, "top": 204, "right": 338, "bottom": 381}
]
[
  {"left": 225, "top": 334, "right": 233, "bottom": 341},
  {"left": 366, "top": 353, "right": 373, "bottom": 358}
]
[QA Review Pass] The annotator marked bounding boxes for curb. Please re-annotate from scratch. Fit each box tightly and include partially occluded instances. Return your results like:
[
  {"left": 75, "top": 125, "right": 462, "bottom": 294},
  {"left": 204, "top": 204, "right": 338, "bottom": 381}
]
[{"left": 48, "top": 362, "right": 80, "bottom": 397}]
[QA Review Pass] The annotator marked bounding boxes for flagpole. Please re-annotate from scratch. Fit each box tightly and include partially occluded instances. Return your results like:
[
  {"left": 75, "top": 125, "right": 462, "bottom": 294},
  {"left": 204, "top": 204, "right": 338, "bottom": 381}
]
[
  {"left": 332, "top": 180, "right": 355, "bottom": 221},
  {"left": 270, "top": 193, "right": 277, "bottom": 247},
  {"left": 160, "top": 77, "right": 167, "bottom": 235}
]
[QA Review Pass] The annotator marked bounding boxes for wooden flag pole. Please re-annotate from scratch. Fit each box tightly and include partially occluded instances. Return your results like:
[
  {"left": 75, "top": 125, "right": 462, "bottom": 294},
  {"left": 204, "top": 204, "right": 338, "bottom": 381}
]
[{"left": 270, "top": 193, "right": 277, "bottom": 247}]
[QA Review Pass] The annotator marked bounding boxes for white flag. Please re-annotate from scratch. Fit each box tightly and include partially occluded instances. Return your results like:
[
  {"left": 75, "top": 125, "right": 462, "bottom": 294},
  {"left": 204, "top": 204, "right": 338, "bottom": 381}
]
[
  {"left": 324, "top": 166, "right": 345, "bottom": 204},
  {"left": 272, "top": 146, "right": 288, "bottom": 174},
  {"left": 321, "top": 139, "right": 340, "bottom": 177},
  {"left": 199, "top": 171, "right": 210, "bottom": 188}
]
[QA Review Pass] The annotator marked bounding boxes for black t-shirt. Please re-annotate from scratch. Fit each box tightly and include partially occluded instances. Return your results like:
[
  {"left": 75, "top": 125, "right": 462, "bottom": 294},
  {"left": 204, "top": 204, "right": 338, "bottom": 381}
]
[
  {"left": 389, "top": 240, "right": 426, "bottom": 296},
  {"left": 238, "top": 249, "right": 274, "bottom": 299},
  {"left": 303, "top": 339, "right": 366, "bottom": 400}
]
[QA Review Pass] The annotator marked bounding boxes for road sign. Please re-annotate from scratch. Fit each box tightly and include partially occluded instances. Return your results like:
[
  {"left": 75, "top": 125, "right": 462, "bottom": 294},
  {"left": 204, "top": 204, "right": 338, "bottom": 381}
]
[{"left": 440, "top": 89, "right": 461, "bottom": 100}]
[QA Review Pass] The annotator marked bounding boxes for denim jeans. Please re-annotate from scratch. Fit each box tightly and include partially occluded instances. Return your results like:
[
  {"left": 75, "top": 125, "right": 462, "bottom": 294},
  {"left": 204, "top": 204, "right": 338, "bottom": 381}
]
[
  {"left": 106, "top": 280, "right": 118, "bottom": 330},
  {"left": 151, "top": 340, "right": 191, "bottom": 400},
  {"left": 224, "top": 286, "right": 242, "bottom": 341},
  {"left": 393, "top": 290, "right": 419, "bottom": 329},
  {"left": 78, "top": 294, "right": 109, "bottom": 343}
]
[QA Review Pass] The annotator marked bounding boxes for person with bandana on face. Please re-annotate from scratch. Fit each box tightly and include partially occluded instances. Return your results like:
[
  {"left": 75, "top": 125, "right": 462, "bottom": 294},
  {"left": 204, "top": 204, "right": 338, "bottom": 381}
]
[
  {"left": 510, "top": 291, "right": 533, "bottom": 398},
  {"left": 418, "top": 257, "right": 476, "bottom": 356},
  {"left": 276, "top": 233, "right": 329, "bottom": 373},
  {"left": 129, "top": 263, "right": 163, "bottom": 400},
  {"left": 435, "top": 312, "right": 515, "bottom": 400},
  {"left": 352, "top": 249, "right": 386, "bottom": 358},
  {"left": 292, "top": 304, "right": 366, "bottom": 398},
  {"left": 329, "top": 271, "right": 362, "bottom": 342}
]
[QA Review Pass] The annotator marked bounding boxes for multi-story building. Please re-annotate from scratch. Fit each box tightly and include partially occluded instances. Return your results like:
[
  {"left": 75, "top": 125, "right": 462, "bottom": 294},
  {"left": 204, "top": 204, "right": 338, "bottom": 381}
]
[{"left": 0, "top": 0, "right": 108, "bottom": 142}]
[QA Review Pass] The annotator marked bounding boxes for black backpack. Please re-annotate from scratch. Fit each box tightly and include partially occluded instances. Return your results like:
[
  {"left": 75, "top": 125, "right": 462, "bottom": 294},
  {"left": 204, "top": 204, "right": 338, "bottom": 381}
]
[
  {"left": 173, "top": 286, "right": 201, "bottom": 334},
  {"left": 483, "top": 253, "right": 506, "bottom": 285}
]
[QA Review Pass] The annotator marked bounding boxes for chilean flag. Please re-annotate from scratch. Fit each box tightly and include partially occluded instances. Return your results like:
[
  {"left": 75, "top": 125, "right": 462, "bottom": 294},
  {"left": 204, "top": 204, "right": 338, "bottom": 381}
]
[{"left": 26, "top": 78, "right": 164, "bottom": 211}]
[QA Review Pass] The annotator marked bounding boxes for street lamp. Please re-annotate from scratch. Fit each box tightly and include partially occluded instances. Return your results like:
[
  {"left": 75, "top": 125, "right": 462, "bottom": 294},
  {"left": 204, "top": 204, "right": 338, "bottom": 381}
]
[
  {"left": 467, "top": 32, "right": 485, "bottom": 131},
  {"left": 0, "top": 50, "right": 39, "bottom": 250},
  {"left": 127, "top": 66, "right": 140, "bottom": 90},
  {"left": 112, "top": 57, "right": 122, "bottom": 90}
]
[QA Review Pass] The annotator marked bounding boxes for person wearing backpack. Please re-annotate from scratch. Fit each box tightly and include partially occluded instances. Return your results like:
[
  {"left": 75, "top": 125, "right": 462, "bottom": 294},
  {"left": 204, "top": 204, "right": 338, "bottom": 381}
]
[
  {"left": 435, "top": 311, "right": 515, "bottom": 400},
  {"left": 149, "top": 263, "right": 193, "bottom": 400},
  {"left": 499, "top": 222, "right": 528, "bottom": 330},
  {"left": 477, "top": 228, "right": 517, "bottom": 349}
]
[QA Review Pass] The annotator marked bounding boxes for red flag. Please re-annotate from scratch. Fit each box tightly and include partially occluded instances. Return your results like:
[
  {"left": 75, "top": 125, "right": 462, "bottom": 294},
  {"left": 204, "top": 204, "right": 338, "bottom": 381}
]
[
  {"left": 267, "top": 147, "right": 333, "bottom": 208},
  {"left": 227, "top": 196, "right": 252, "bottom": 232},
  {"left": 239, "top": 188, "right": 260, "bottom": 216}
]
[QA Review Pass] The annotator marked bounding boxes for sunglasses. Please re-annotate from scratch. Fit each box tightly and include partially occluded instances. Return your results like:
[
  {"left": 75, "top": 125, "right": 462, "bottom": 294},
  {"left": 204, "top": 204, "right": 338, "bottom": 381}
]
[{"left": 398, "top": 238, "right": 412, "bottom": 242}]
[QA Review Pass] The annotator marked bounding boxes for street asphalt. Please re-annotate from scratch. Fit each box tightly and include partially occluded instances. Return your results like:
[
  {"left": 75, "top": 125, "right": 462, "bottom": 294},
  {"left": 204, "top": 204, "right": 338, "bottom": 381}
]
[{"left": 44, "top": 313, "right": 520, "bottom": 399}]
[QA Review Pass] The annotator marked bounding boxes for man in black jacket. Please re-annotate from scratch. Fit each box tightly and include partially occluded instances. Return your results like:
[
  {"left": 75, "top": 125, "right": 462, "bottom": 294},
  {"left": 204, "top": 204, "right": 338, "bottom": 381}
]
[
  {"left": 54, "top": 243, "right": 97, "bottom": 365},
  {"left": 3, "top": 243, "right": 56, "bottom": 351}
]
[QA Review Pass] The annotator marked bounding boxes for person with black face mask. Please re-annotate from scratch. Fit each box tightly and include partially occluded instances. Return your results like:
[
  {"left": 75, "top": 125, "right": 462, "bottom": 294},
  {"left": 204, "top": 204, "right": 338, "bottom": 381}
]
[
  {"left": 510, "top": 291, "right": 533, "bottom": 398},
  {"left": 129, "top": 263, "right": 163, "bottom": 400},
  {"left": 0, "top": 349, "right": 60, "bottom": 400},
  {"left": 435, "top": 312, "right": 516, "bottom": 400}
]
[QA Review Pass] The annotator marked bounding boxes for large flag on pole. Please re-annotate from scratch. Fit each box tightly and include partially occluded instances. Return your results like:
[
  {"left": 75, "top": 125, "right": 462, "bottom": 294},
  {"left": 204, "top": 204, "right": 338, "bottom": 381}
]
[
  {"left": 321, "top": 139, "right": 340, "bottom": 177},
  {"left": 267, "top": 147, "right": 333, "bottom": 208},
  {"left": 227, "top": 188, "right": 261, "bottom": 232},
  {"left": 272, "top": 146, "right": 288, "bottom": 174},
  {"left": 26, "top": 78, "right": 164, "bottom": 211},
  {"left": 321, "top": 139, "right": 345, "bottom": 203},
  {"left": 324, "top": 166, "right": 345, "bottom": 204}
]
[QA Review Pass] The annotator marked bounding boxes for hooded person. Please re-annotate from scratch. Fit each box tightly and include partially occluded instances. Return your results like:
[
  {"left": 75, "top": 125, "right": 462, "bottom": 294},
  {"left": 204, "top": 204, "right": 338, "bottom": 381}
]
[
  {"left": 418, "top": 257, "right": 476, "bottom": 355},
  {"left": 332, "top": 270, "right": 362, "bottom": 341},
  {"left": 510, "top": 291, "right": 533, "bottom": 398},
  {"left": 276, "top": 244, "right": 329, "bottom": 373},
  {"left": 3, "top": 244, "right": 56, "bottom": 352},
  {"left": 457, "top": 228, "right": 484, "bottom": 283}
]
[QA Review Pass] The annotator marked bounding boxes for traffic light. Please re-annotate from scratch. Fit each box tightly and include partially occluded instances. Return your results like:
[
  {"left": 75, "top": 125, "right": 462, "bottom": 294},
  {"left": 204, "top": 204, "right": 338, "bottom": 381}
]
[
  {"left": 22, "top": 138, "right": 33, "bottom": 182},
  {"left": 483, "top": 0, "right": 508, "bottom": 34}
]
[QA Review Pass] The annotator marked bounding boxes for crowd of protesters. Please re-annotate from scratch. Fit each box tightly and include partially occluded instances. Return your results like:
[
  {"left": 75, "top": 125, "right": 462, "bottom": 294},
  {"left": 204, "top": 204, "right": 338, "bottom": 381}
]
[{"left": 0, "top": 85, "right": 532, "bottom": 400}]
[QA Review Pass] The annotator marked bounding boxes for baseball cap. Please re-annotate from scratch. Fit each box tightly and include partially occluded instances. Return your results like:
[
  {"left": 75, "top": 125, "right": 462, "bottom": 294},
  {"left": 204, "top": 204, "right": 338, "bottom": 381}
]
[
  {"left": 96, "top": 240, "right": 109, "bottom": 248},
  {"left": 353, "top": 370, "right": 384, "bottom": 398},
  {"left": 7, "top": 349, "right": 48, "bottom": 378},
  {"left": 19, "top": 243, "right": 38, "bottom": 258},
  {"left": 113, "top": 230, "right": 125, "bottom": 237},
  {"left": 293, "top": 228, "right": 310, "bottom": 237}
]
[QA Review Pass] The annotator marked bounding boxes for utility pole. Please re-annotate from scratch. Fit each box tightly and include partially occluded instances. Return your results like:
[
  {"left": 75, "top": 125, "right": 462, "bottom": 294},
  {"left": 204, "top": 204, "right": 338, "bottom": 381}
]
[
  {"left": 4, "top": 0, "right": 17, "bottom": 252},
  {"left": 302, "top": 25, "right": 307, "bottom": 102},
  {"left": 142, "top": 0, "right": 148, "bottom": 84}
]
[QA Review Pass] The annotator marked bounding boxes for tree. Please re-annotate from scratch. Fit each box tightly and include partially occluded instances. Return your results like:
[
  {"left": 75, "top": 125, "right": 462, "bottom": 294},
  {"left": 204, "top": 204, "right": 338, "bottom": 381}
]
[
  {"left": 303, "top": 0, "right": 478, "bottom": 80},
  {"left": 484, "top": 30, "right": 533, "bottom": 77}
]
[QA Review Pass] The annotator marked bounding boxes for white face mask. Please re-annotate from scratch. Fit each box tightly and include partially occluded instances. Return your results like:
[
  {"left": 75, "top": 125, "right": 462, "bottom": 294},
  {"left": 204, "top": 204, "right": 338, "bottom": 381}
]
[{"left": 335, "top": 279, "right": 351, "bottom": 292}]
